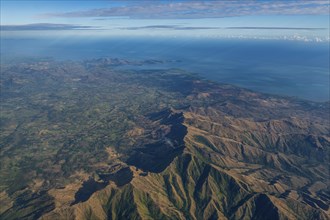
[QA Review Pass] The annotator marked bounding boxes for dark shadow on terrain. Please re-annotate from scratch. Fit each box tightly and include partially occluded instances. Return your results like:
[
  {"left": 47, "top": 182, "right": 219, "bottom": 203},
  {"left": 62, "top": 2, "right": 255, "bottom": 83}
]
[
  {"left": 72, "top": 167, "right": 133, "bottom": 205},
  {"left": 193, "top": 164, "right": 211, "bottom": 198},
  {"left": 253, "top": 194, "right": 279, "bottom": 220},
  {"left": 71, "top": 178, "right": 108, "bottom": 205},
  {"left": 127, "top": 109, "right": 188, "bottom": 173},
  {"left": 0, "top": 190, "right": 55, "bottom": 220},
  {"left": 98, "top": 167, "right": 133, "bottom": 187}
]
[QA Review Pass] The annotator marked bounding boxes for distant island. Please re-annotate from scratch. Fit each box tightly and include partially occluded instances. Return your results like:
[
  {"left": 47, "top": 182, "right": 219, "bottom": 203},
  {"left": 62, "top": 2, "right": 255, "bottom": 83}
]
[{"left": 0, "top": 58, "right": 329, "bottom": 220}]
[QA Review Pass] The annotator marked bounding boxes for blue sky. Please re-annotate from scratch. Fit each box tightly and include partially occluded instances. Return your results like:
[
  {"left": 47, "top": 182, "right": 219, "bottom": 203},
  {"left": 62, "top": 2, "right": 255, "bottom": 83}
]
[{"left": 1, "top": 0, "right": 329, "bottom": 41}]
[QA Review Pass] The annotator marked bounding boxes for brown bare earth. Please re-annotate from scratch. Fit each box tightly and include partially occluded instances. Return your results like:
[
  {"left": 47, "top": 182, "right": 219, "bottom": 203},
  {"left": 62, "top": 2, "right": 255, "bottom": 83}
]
[{"left": 0, "top": 59, "right": 329, "bottom": 219}]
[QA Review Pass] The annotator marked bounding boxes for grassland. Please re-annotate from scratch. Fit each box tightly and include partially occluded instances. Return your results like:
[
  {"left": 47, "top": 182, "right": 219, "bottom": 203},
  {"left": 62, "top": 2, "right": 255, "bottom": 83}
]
[{"left": 0, "top": 58, "right": 329, "bottom": 219}]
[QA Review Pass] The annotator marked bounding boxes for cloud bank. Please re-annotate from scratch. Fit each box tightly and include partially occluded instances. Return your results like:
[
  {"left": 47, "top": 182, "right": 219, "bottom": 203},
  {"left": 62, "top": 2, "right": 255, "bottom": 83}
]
[
  {"left": 121, "top": 25, "right": 220, "bottom": 30},
  {"left": 121, "top": 25, "right": 327, "bottom": 31},
  {"left": 2, "top": 23, "right": 325, "bottom": 32},
  {"left": 1, "top": 23, "right": 98, "bottom": 31},
  {"left": 41, "top": 1, "right": 329, "bottom": 19},
  {"left": 226, "top": 27, "right": 327, "bottom": 30}
]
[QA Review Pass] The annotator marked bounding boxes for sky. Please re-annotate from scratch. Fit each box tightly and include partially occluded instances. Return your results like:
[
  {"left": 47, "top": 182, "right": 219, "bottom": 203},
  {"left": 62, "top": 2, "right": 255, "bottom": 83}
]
[{"left": 1, "top": 0, "right": 329, "bottom": 41}]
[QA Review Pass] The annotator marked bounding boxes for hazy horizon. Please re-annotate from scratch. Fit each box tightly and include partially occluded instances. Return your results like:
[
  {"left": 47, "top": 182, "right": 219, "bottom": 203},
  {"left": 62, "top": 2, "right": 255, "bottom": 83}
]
[
  {"left": 1, "top": 2, "right": 330, "bottom": 220},
  {"left": 1, "top": 1, "right": 329, "bottom": 42}
]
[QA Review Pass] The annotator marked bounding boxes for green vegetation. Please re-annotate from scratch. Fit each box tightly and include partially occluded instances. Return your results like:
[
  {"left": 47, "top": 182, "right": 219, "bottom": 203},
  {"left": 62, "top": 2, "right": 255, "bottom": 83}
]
[{"left": 0, "top": 58, "right": 329, "bottom": 219}]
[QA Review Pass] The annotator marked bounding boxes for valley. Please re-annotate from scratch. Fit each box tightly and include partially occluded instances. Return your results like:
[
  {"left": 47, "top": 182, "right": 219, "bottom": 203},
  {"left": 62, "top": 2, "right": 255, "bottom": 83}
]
[{"left": 0, "top": 58, "right": 329, "bottom": 219}]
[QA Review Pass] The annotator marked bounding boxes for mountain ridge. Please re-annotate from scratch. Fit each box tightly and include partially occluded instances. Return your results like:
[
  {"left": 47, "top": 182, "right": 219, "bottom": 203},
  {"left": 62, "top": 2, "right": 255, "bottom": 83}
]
[
  {"left": 0, "top": 59, "right": 329, "bottom": 219},
  {"left": 39, "top": 105, "right": 329, "bottom": 220}
]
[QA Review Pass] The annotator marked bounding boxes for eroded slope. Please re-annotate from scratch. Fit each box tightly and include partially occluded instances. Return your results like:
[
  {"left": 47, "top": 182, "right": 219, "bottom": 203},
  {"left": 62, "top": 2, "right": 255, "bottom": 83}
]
[{"left": 0, "top": 59, "right": 329, "bottom": 220}]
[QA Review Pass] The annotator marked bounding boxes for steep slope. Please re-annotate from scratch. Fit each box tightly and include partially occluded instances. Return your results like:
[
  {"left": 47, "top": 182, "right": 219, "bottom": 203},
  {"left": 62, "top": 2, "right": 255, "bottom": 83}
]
[
  {"left": 41, "top": 105, "right": 329, "bottom": 220},
  {"left": 1, "top": 59, "right": 329, "bottom": 220}
]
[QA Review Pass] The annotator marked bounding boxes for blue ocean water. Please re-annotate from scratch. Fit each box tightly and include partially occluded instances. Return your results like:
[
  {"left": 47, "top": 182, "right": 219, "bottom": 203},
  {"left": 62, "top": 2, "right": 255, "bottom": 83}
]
[{"left": 1, "top": 37, "right": 329, "bottom": 101}]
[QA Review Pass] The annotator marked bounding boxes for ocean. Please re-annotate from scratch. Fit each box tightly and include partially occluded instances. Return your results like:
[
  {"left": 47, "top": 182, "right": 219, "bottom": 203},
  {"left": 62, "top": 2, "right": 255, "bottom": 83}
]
[{"left": 1, "top": 37, "right": 329, "bottom": 101}]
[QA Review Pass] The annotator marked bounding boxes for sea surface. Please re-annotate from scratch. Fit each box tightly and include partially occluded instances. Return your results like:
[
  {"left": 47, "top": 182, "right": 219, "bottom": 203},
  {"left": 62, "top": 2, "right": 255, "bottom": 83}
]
[{"left": 1, "top": 37, "right": 329, "bottom": 101}]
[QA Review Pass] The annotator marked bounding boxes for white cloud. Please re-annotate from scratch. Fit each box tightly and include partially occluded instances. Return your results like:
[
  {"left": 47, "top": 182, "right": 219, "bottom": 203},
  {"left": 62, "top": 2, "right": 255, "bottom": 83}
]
[{"left": 40, "top": 1, "right": 330, "bottom": 19}]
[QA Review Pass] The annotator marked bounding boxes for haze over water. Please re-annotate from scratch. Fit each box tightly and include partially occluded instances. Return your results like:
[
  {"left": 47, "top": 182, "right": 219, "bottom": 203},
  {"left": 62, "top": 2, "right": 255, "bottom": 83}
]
[
  {"left": 1, "top": 2, "right": 330, "bottom": 219},
  {"left": 2, "top": 37, "right": 329, "bottom": 102}
]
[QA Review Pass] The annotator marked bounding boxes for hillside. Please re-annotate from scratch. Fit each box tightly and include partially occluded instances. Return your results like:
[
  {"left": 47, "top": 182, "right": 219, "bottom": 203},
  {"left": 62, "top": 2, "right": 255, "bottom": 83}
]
[{"left": 0, "top": 59, "right": 329, "bottom": 220}]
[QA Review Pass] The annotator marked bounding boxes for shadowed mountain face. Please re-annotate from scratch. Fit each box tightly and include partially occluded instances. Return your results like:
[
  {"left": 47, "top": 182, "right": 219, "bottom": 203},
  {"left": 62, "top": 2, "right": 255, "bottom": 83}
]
[
  {"left": 126, "top": 109, "right": 187, "bottom": 173},
  {"left": 0, "top": 58, "right": 329, "bottom": 220}
]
